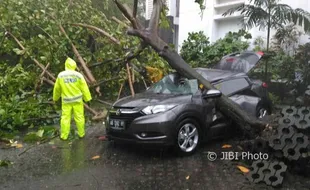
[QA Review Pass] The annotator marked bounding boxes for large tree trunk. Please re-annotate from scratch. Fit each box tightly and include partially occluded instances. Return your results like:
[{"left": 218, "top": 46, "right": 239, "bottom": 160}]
[{"left": 113, "top": 0, "right": 267, "bottom": 135}]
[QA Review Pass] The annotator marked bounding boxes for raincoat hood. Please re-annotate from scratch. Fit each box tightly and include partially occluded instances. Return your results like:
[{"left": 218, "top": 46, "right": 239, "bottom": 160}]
[{"left": 65, "top": 57, "right": 77, "bottom": 71}]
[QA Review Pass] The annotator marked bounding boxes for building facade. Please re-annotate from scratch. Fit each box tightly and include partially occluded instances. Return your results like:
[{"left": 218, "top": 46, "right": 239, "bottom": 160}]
[{"left": 178, "top": 0, "right": 310, "bottom": 51}]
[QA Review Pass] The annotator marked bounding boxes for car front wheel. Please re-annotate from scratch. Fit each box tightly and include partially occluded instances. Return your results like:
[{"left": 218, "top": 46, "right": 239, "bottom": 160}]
[{"left": 175, "top": 119, "right": 200, "bottom": 156}]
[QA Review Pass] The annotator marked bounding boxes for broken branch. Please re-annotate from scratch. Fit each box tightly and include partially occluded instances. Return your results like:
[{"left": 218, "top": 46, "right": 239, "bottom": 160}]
[
  {"left": 7, "top": 32, "right": 56, "bottom": 81},
  {"left": 125, "top": 42, "right": 147, "bottom": 62},
  {"left": 132, "top": 66, "right": 135, "bottom": 83},
  {"left": 113, "top": 0, "right": 143, "bottom": 30},
  {"left": 91, "top": 77, "right": 121, "bottom": 88},
  {"left": 117, "top": 82, "right": 124, "bottom": 100},
  {"left": 58, "top": 24, "right": 96, "bottom": 84},
  {"left": 142, "top": 77, "right": 148, "bottom": 89},
  {"left": 148, "top": 0, "right": 163, "bottom": 33},
  {"left": 111, "top": 16, "right": 129, "bottom": 27},
  {"left": 40, "top": 63, "right": 50, "bottom": 78},
  {"left": 43, "top": 77, "right": 55, "bottom": 86},
  {"left": 126, "top": 63, "right": 135, "bottom": 97},
  {"left": 133, "top": 0, "right": 138, "bottom": 18},
  {"left": 71, "top": 23, "right": 121, "bottom": 45}
]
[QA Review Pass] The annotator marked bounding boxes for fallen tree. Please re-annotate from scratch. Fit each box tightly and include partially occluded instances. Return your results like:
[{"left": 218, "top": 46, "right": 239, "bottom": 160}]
[
  {"left": 6, "top": 32, "right": 105, "bottom": 121},
  {"left": 113, "top": 0, "right": 269, "bottom": 136}
]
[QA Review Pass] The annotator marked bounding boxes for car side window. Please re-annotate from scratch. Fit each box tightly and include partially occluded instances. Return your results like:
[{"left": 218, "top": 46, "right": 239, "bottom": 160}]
[{"left": 213, "top": 78, "right": 249, "bottom": 96}]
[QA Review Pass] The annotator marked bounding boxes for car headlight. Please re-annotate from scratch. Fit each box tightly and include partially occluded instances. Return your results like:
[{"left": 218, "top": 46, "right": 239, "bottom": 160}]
[{"left": 142, "top": 105, "right": 176, "bottom": 115}]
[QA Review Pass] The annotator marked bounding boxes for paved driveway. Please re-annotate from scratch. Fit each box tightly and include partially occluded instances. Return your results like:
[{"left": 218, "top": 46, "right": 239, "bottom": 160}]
[{"left": 0, "top": 125, "right": 309, "bottom": 190}]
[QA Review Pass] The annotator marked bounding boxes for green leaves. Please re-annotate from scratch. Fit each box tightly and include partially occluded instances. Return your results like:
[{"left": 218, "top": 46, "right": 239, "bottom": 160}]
[
  {"left": 12, "top": 48, "right": 26, "bottom": 55},
  {"left": 223, "top": 0, "right": 310, "bottom": 36},
  {"left": 0, "top": 160, "right": 13, "bottom": 167},
  {"left": 24, "top": 126, "right": 58, "bottom": 143},
  {"left": 180, "top": 30, "right": 250, "bottom": 68},
  {"left": 194, "top": 0, "right": 206, "bottom": 11}
]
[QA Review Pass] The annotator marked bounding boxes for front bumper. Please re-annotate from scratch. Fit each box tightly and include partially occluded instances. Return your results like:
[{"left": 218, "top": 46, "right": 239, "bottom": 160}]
[{"left": 106, "top": 109, "right": 177, "bottom": 146}]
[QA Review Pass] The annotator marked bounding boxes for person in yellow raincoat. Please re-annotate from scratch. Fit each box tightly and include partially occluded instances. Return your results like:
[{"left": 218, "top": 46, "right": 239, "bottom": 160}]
[{"left": 53, "top": 58, "right": 92, "bottom": 140}]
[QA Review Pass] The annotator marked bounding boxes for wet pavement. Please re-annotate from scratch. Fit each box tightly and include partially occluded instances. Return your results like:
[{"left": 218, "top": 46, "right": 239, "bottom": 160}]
[{"left": 1, "top": 124, "right": 310, "bottom": 190}]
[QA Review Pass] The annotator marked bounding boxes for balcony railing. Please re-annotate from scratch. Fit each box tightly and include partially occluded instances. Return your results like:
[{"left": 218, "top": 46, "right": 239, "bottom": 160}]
[{"left": 214, "top": 0, "right": 245, "bottom": 8}]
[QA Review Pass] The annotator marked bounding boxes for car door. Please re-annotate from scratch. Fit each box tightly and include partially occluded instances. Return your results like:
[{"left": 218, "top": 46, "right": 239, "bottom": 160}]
[{"left": 188, "top": 79, "right": 216, "bottom": 131}]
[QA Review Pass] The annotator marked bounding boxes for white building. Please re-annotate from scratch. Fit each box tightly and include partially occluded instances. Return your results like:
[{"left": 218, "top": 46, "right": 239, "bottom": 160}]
[{"left": 178, "top": 0, "right": 310, "bottom": 51}]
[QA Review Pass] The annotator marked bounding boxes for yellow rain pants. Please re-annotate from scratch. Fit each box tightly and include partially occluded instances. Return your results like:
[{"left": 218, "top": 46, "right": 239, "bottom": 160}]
[
  {"left": 60, "top": 102, "right": 85, "bottom": 140},
  {"left": 53, "top": 57, "right": 92, "bottom": 140}
]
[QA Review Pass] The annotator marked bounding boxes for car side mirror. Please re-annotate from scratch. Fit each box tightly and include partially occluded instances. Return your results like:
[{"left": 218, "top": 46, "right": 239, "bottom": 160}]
[{"left": 202, "top": 89, "right": 222, "bottom": 99}]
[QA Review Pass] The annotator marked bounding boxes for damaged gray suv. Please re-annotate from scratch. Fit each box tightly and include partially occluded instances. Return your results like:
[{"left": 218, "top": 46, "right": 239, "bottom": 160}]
[{"left": 106, "top": 51, "right": 272, "bottom": 155}]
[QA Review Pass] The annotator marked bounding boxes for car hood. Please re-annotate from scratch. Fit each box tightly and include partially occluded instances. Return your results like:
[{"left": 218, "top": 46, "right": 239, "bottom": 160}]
[
  {"left": 213, "top": 51, "right": 264, "bottom": 73},
  {"left": 113, "top": 92, "right": 192, "bottom": 108}
]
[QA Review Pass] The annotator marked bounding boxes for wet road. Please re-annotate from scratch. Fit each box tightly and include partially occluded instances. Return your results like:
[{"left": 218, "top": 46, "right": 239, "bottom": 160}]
[{"left": 1, "top": 125, "right": 310, "bottom": 190}]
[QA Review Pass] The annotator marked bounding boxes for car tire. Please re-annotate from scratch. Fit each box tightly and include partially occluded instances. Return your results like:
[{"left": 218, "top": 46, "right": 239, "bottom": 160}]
[{"left": 175, "top": 118, "right": 201, "bottom": 156}]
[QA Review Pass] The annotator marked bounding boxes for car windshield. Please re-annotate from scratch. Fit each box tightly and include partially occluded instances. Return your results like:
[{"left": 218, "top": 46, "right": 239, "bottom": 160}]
[{"left": 147, "top": 74, "right": 198, "bottom": 95}]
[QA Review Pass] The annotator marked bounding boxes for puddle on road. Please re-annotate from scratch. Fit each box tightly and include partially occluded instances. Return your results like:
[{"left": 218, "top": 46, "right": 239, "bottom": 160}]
[{"left": 58, "top": 139, "right": 88, "bottom": 174}]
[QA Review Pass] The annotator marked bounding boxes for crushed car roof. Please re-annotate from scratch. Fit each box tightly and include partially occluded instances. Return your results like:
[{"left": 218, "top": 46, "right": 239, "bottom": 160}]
[{"left": 194, "top": 68, "right": 246, "bottom": 82}]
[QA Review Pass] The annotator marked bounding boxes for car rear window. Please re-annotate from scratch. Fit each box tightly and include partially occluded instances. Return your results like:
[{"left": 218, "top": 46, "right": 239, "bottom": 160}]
[
  {"left": 213, "top": 78, "right": 249, "bottom": 95},
  {"left": 213, "top": 52, "right": 261, "bottom": 73}
]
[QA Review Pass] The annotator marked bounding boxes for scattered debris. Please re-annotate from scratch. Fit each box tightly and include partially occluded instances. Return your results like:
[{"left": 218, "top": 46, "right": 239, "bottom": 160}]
[
  {"left": 9, "top": 140, "right": 23, "bottom": 149},
  {"left": 237, "top": 165, "right": 250, "bottom": 173},
  {"left": 91, "top": 155, "right": 100, "bottom": 160},
  {"left": 222, "top": 144, "right": 232, "bottom": 149},
  {"left": 98, "top": 136, "right": 106, "bottom": 141},
  {"left": 0, "top": 160, "right": 13, "bottom": 167},
  {"left": 23, "top": 126, "right": 59, "bottom": 143}
]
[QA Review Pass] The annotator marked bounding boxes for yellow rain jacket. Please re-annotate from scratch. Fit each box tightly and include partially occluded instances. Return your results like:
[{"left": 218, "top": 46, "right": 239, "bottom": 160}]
[
  {"left": 53, "top": 58, "right": 92, "bottom": 140},
  {"left": 53, "top": 58, "right": 92, "bottom": 104}
]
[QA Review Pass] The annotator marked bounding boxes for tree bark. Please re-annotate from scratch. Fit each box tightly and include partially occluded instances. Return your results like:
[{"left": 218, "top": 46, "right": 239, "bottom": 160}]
[
  {"left": 126, "top": 63, "right": 135, "bottom": 97},
  {"left": 133, "top": 0, "right": 138, "bottom": 18},
  {"left": 114, "top": 0, "right": 267, "bottom": 135},
  {"left": 117, "top": 82, "right": 124, "bottom": 100},
  {"left": 111, "top": 16, "right": 129, "bottom": 27},
  {"left": 39, "top": 63, "right": 50, "bottom": 78}
]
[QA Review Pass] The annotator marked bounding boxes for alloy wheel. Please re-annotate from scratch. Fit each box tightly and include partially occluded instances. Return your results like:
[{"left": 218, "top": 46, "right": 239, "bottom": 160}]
[{"left": 177, "top": 123, "right": 199, "bottom": 153}]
